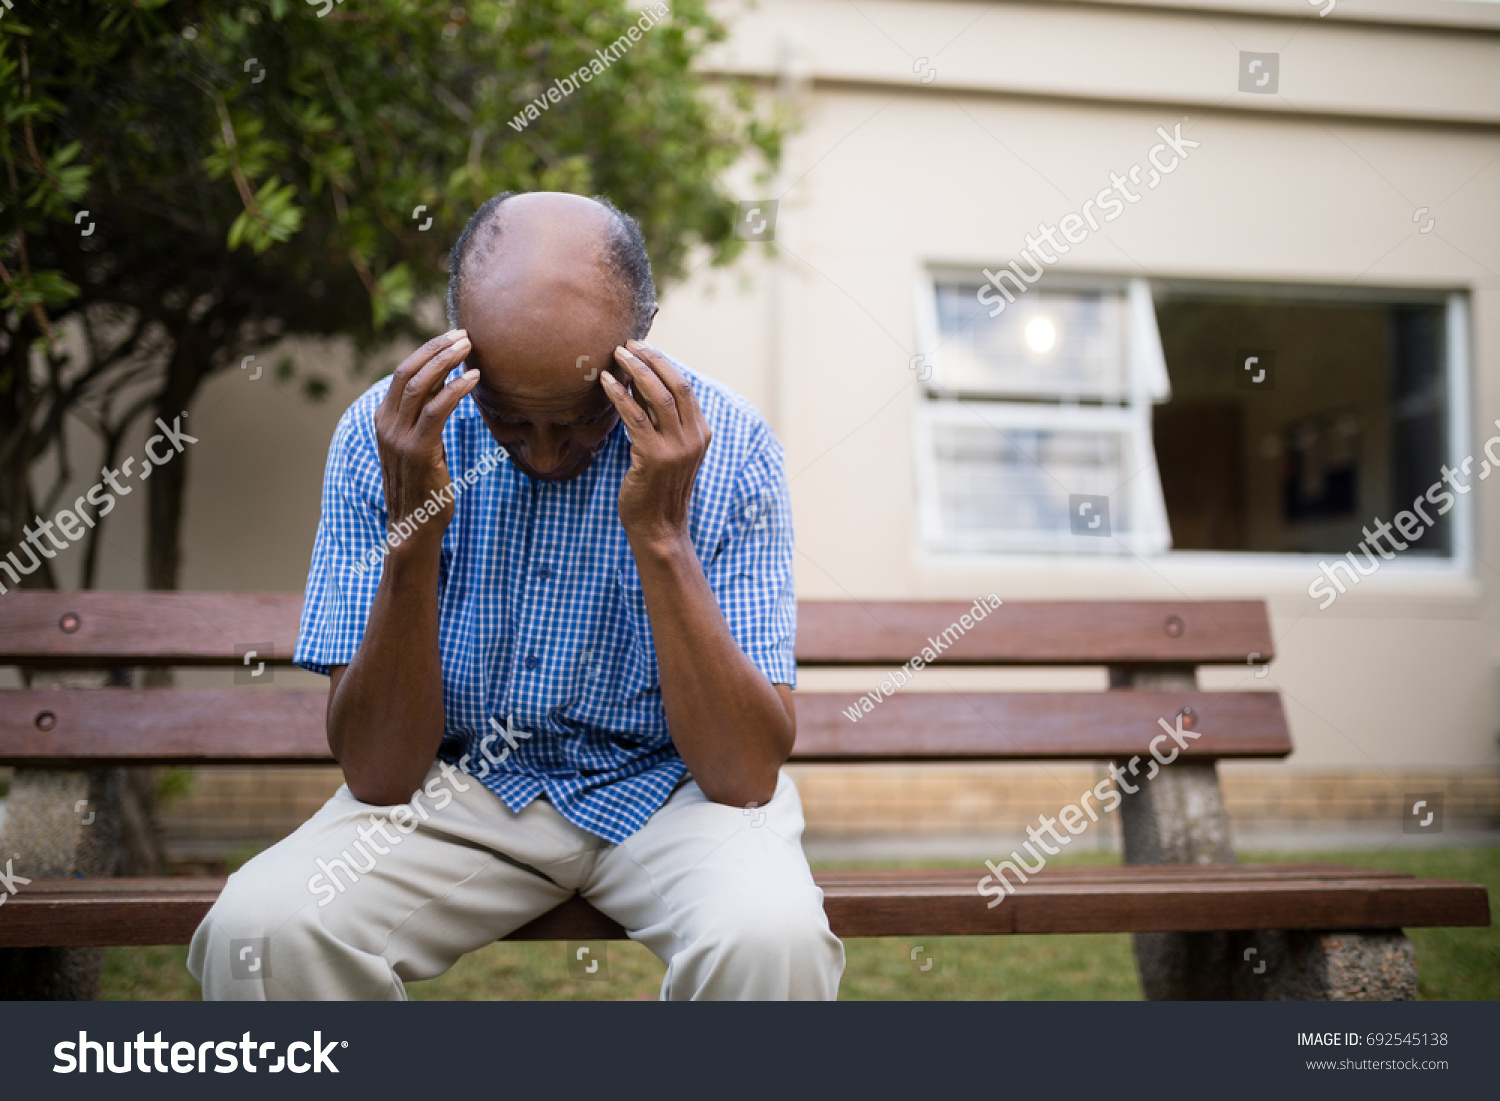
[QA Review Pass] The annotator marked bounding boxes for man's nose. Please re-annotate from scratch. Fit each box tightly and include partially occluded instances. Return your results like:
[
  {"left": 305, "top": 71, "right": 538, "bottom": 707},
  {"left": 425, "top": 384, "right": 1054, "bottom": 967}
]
[{"left": 527, "top": 429, "right": 569, "bottom": 475}]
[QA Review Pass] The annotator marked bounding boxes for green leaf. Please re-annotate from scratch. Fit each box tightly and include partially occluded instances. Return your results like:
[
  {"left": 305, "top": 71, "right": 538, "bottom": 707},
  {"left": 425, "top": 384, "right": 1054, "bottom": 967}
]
[{"left": 0, "top": 269, "right": 81, "bottom": 312}]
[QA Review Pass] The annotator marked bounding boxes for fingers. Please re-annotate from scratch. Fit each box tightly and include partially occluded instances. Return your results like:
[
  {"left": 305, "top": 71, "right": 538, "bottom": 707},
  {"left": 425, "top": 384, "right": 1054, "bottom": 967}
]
[
  {"left": 626, "top": 341, "right": 709, "bottom": 440},
  {"left": 398, "top": 334, "right": 472, "bottom": 425},
  {"left": 380, "top": 329, "right": 464, "bottom": 420},
  {"left": 416, "top": 367, "right": 481, "bottom": 433},
  {"left": 381, "top": 329, "right": 471, "bottom": 426},
  {"left": 613, "top": 341, "right": 682, "bottom": 432},
  {"left": 599, "top": 370, "right": 652, "bottom": 435},
  {"left": 629, "top": 340, "right": 695, "bottom": 408}
]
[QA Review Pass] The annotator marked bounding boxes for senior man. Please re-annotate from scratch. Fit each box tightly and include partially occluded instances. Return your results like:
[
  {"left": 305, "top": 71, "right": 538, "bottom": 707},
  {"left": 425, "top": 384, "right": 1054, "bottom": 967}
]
[{"left": 188, "top": 191, "right": 844, "bottom": 1000}]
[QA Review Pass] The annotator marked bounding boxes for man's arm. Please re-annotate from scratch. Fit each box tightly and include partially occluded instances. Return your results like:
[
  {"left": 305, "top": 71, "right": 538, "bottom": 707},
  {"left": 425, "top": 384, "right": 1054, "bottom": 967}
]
[
  {"left": 601, "top": 341, "right": 795, "bottom": 808},
  {"left": 326, "top": 329, "right": 478, "bottom": 805}
]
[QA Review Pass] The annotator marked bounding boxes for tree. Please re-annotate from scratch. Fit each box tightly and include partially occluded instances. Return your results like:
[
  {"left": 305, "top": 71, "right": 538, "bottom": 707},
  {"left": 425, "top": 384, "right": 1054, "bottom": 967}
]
[
  {"left": 1, "top": 0, "right": 781, "bottom": 593},
  {"left": 0, "top": 0, "right": 782, "bottom": 994}
]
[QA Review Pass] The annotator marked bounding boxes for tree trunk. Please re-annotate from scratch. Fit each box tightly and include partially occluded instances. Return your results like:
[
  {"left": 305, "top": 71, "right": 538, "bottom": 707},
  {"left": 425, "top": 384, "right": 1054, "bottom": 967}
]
[
  {"left": 0, "top": 336, "right": 55, "bottom": 593},
  {"left": 146, "top": 394, "right": 191, "bottom": 591}
]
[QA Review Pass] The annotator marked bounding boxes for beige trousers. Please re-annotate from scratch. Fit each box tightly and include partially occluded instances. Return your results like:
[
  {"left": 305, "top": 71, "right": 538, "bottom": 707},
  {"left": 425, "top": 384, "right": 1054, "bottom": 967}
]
[{"left": 187, "top": 762, "right": 844, "bottom": 1000}]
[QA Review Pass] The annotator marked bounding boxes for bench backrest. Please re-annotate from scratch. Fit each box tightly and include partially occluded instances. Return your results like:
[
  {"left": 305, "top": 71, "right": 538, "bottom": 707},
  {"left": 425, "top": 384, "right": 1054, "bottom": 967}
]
[{"left": 0, "top": 593, "right": 1289, "bottom": 765}]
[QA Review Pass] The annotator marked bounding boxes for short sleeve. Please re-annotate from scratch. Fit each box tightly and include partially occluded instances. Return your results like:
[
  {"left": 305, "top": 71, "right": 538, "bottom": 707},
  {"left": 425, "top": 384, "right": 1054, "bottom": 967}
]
[
  {"left": 293, "top": 399, "right": 390, "bottom": 675},
  {"left": 705, "top": 431, "right": 797, "bottom": 688}
]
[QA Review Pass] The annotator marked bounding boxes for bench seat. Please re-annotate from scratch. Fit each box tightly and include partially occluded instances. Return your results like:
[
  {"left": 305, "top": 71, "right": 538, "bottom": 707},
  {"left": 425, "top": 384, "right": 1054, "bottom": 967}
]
[{"left": 0, "top": 865, "right": 1486, "bottom": 948}]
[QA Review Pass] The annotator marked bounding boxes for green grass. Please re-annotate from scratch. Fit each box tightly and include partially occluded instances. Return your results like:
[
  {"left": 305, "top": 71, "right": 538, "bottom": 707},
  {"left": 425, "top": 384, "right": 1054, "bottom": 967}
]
[{"left": 99, "top": 847, "right": 1500, "bottom": 1001}]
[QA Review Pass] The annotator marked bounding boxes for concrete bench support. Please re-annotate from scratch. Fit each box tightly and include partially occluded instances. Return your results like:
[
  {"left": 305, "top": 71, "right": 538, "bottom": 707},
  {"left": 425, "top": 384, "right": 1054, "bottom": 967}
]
[
  {"left": 0, "top": 669, "right": 159, "bottom": 999},
  {"left": 1229, "top": 929, "right": 1418, "bottom": 1000},
  {"left": 0, "top": 767, "right": 123, "bottom": 998},
  {"left": 1111, "top": 666, "right": 1417, "bottom": 1001}
]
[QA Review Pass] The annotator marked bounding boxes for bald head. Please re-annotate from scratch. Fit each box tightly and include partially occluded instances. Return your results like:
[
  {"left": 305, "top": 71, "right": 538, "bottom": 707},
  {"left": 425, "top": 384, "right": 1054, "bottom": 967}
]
[
  {"left": 445, "top": 192, "right": 657, "bottom": 482},
  {"left": 446, "top": 191, "right": 655, "bottom": 340}
]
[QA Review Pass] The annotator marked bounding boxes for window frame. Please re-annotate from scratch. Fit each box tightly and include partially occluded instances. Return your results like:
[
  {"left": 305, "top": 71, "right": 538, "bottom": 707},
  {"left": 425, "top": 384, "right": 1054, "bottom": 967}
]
[
  {"left": 913, "top": 400, "right": 1170, "bottom": 556},
  {"left": 911, "top": 270, "right": 1475, "bottom": 584}
]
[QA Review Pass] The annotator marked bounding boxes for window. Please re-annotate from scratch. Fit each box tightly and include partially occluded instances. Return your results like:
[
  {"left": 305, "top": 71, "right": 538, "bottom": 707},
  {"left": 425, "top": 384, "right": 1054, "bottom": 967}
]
[
  {"left": 913, "top": 272, "right": 1468, "bottom": 560},
  {"left": 913, "top": 271, "right": 1172, "bottom": 554},
  {"left": 1151, "top": 285, "right": 1457, "bottom": 557},
  {"left": 914, "top": 402, "right": 1165, "bottom": 555}
]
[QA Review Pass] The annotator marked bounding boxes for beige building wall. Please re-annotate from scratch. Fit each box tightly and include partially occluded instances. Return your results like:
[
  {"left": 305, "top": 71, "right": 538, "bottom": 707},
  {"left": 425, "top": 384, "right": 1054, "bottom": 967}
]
[
  {"left": 676, "top": 0, "right": 1500, "bottom": 782},
  {"left": 27, "top": 0, "right": 1500, "bottom": 852}
]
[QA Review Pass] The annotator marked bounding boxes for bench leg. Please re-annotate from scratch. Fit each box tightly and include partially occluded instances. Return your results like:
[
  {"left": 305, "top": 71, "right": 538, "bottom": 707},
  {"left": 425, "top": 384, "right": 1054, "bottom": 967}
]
[
  {"left": 1112, "top": 665, "right": 1239, "bottom": 1000},
  {"left": 1230, "top": 930, "right": 1418, "bottom": 1000},
  {"left": 1119, "top": 758, "right": 1235, "bottom": 865},
  {"left": 1133, "top": 931, "right": 1233, "bottom": 999},
  {"left": 1120, "top": 759, "right": 1238, "bottom": 999},
  {"left": 0, "top": 768, "right": 124, "bottom": 999}
]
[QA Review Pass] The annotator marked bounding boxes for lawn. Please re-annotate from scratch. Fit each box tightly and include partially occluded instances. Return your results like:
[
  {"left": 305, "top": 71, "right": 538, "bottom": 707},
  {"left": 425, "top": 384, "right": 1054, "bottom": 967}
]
[{"left": 100, "top": 847, "right": 1500, "bottom": 1001}]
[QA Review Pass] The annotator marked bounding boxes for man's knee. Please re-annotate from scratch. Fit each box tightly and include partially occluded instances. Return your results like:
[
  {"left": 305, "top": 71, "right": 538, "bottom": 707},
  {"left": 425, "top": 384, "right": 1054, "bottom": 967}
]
[
  {"left": 189, "top": 847, "right": 331, "bottom": 993},
  {"left": 704, "top": 883, "right": 841, "bottom": 971}
]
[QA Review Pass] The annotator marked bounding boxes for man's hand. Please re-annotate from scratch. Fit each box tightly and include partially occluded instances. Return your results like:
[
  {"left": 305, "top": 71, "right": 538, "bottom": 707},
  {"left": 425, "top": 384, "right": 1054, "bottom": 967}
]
[
  {"left": 330, "top": 329, "right": 474, "bottom": 806},
  {"left": 373, "top": 328, "right": 477, "bottom": 541},
  {"left": 600, "top": 340, "right": 712, "bottom": 552}
]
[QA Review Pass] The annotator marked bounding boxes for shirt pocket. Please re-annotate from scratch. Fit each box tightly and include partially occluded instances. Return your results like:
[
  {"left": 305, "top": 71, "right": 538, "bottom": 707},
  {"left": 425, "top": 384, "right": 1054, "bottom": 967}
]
[{"left": 615, "top": 562, "right": 660, "bottom": 694}]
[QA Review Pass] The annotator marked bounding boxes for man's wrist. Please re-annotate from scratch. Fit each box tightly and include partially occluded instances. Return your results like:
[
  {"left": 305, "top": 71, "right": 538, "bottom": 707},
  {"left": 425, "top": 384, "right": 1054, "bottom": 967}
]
[
  {"left": 383, "top": 531, "right": 444, "bottom": 575},
  {"left": 626, "top": 526, "right": 695, "bottom": 569}
]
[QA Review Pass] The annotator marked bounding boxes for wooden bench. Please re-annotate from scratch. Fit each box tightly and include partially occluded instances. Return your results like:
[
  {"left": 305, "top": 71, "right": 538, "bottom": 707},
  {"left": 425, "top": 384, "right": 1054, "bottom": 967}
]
[{"left": 0, "top": 592, "right": 1488, "bottom": 999}]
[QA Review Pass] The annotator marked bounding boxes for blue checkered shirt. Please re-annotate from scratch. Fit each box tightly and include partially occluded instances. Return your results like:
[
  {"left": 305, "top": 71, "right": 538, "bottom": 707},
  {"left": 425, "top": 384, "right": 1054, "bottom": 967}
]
[{"left": 294, "top": 362, "right": 797, "bottom": 843}]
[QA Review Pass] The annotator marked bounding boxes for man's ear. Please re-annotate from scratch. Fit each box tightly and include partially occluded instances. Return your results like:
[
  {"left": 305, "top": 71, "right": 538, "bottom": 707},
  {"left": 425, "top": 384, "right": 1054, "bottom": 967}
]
[{"left": 643, "top": 304, "right": 659, "bottom": 337}]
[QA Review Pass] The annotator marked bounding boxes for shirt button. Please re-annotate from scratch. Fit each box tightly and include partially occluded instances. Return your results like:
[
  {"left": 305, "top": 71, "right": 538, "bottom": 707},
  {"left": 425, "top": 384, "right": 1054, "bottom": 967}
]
[
  {"left": 535, "top": 566, "right": 552, "bottom": 580},
  {"left": 524, "top": 654, "right": 540, "bottom": 671}
]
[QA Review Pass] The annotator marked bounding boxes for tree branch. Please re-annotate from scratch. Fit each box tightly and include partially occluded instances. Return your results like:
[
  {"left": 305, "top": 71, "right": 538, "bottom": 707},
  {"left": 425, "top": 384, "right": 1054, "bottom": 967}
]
[{"left": 190, "top": 75, "right": 266, "bottom": 228}]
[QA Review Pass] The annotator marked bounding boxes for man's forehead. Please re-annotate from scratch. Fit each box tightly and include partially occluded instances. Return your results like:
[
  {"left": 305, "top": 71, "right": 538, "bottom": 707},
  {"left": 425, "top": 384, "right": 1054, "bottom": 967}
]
[
  {"left": 473, "top": 368, "right": 609, "bottom": 414},
  {"left": 462, "top": 286, "right": 625, "bottom": 415},
  {"left": 468, "top": 262, "right": 618, "bottom": 323},
  {"left": 462, "top": 219, "right": 628, "bottom": 339},
  {"left": 466, "top": 275, "right": 628, "bottom": 364}
]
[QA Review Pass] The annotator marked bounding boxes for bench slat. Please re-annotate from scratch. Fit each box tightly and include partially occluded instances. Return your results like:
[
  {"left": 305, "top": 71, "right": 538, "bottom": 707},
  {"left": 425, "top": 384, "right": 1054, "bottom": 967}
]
[
  {"left": 797, "top": 600, "right": 1274, "bottom": 666},
  {"left": 0, "top": 688, "right": 331, "bottom": 764},
  {"left": 821, "top": 872, "right": 1492, "bottom": 938},
  {"left": 794, "top": 690, "right": 1289, "bottom": 760},
  {"left": 0, "top": 593, "right": 1274, "bottom": 668},
  {"left": 0, "top": 688, "right": 1290, "bottom": 764},
  {"left": 813, "top": 864, "right": 1420, "bottom": 885},
  {"left": 0, "top": 592, "right": 302, "bottom": 667},
  {"left": 0, "top": 867, "right": 1484, "bottom": 948}
]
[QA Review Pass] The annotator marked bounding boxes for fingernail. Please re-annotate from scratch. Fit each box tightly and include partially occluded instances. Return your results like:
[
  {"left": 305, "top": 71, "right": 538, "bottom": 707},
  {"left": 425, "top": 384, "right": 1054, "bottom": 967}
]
[
  {"left": 445, "top": 328, "right": 466, "bottom": 341},
  {"left": 463, "top": 368, "right": 479, "bottom": 380},
  {"left": 452, "top": 337, "right": 472, "bottom": 352}
]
